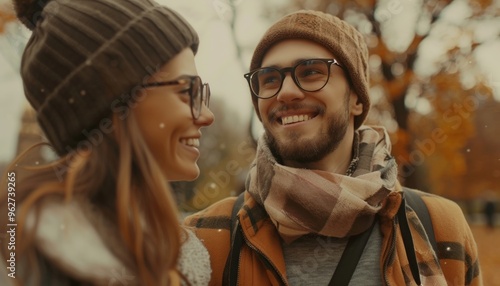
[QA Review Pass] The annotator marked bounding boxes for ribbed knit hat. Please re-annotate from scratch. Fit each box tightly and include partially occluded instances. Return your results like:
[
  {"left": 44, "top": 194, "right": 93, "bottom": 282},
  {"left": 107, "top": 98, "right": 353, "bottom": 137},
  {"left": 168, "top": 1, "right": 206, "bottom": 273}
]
[
  {"left": 13, "top": 0, "right": 199, "bottom": 155},
  {"left": 250, "top": 10, "right": 370, "bottom": 129}
]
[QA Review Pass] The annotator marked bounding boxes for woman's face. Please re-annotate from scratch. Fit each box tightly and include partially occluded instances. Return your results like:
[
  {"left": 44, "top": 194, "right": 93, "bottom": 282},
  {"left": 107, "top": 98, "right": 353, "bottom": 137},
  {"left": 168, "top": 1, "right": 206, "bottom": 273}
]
[{"left": 132, "top": 48, "right": 214, "bottom": 181}]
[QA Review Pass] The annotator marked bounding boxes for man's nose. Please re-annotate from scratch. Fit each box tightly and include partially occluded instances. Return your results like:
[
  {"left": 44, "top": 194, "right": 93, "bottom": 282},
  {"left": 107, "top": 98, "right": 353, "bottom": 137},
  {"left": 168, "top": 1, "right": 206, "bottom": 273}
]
[{"left": 276, "top": 74, "right": 305, "bottom": 103}]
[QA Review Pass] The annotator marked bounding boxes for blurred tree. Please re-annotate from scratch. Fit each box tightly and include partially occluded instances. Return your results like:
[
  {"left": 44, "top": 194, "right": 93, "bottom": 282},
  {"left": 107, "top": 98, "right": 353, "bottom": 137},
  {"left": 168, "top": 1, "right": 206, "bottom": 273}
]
[
  {"left": 462, "top": 98, "right": 500, "bottom": 199},
  {"left": 175, "top": 96, "right": 255, "bottom": 211},
  {"left": 410, "top": 73, "right": 492, "bottom": 199}
]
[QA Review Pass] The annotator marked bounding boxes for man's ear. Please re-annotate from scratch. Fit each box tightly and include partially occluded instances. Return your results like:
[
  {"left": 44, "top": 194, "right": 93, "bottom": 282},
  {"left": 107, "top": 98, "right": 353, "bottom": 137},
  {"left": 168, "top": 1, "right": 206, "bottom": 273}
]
[{"left": 350, "top": 92, "right": 363, "bottom": 116}]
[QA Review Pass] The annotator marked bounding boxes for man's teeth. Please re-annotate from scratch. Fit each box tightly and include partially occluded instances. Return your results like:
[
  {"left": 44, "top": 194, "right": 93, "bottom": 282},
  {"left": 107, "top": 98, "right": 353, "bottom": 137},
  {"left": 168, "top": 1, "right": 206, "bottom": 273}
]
[
  {"left": 181, "top": 138, "right": 200, "bottom": 147},
  {"left": 282, "top": 114, "right": 311, "bottom": 125}
]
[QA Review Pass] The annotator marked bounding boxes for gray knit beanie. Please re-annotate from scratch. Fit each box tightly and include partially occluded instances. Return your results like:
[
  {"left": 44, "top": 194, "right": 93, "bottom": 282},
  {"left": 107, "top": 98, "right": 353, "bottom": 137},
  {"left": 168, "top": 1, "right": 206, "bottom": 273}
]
[
  {"left": 249, "top": 10, "right": 370, "bottom": 130},
  {"left": 13, "top": 0, "right": 199, "bottom": 155}
]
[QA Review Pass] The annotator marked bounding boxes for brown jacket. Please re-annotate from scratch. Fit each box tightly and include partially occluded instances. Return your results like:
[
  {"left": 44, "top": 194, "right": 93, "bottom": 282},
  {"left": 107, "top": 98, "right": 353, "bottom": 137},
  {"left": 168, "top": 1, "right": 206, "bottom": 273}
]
[{"left": 185, "top": 187, "right": 482, "bottom": 285}]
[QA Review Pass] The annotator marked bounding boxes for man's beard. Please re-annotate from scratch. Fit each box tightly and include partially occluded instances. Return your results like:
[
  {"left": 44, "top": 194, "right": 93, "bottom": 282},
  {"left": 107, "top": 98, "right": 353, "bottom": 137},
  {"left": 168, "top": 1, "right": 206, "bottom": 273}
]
[{"left": 265, "top": 100, "right": 350, "bottom": 164}]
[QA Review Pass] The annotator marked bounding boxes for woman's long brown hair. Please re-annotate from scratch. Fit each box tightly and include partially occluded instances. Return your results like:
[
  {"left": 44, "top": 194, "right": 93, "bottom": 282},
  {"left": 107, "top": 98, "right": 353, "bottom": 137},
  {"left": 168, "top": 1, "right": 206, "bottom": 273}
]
[{"left": 0, "top": 111, "right": 182, "bottom": 285}]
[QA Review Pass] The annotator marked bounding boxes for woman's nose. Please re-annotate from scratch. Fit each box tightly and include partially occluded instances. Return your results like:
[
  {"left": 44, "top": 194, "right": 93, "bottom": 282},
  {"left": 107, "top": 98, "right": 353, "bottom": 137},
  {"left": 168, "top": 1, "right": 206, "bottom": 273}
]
[{"left": 196, "top": 104, "right": 214, "bottom": 126}]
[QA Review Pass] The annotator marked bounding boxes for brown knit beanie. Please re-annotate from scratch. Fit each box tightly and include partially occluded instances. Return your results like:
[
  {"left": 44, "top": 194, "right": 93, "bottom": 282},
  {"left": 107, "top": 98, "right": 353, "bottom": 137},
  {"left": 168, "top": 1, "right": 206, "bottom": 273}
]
[
  {"left": 13, "top": 0, "right": 199, "bottom": 155},
  {"left": 250, "top": 10, "right": 370, "bottom": 129}
]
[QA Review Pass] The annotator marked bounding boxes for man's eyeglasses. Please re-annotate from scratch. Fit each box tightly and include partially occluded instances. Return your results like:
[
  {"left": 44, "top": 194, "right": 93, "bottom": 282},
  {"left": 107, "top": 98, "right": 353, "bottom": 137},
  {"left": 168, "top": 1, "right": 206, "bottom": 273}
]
[
  {"left": 142, "top": 75, "right": 210, "bottom": 120},
  {"left": 244, "top": 58, "right": 342, "bottom": 99}
]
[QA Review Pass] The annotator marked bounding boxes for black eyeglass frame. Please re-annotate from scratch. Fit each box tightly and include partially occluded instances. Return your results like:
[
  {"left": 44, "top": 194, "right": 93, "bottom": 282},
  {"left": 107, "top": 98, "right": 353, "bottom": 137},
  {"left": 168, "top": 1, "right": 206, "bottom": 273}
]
[
  {"left": 141, "top": 75, "right": 210, "bottom": 120},
  {"left": 244, "top": 58, "right": 342, "bottom": 99}
]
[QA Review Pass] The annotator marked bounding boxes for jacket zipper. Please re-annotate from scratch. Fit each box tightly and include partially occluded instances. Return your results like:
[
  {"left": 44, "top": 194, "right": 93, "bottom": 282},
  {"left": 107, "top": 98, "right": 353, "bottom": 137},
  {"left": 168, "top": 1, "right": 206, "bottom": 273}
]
[{"left": 240, "top": 230, "right": 288, "bottom": 286}]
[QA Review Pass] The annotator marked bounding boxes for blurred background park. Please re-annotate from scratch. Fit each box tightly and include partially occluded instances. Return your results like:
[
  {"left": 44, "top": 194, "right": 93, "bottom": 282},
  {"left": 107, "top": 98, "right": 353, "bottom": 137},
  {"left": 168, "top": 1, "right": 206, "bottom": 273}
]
[{"left": 1, "top": 0, "right": 499, "bottom": 283}]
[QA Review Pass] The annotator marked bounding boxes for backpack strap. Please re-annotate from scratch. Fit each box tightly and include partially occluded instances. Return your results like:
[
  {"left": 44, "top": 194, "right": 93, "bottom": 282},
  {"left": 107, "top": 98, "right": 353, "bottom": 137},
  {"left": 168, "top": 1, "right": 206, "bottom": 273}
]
[
  {"left": 402, "top": 188, "right": 438, "bottom": 255},
  {"left": 398, "top": 193, "right": 421, "bottom": 285},
  {"left": 222, "top": 192, "right": 245, "bottom": 286},
  {"left": 399, "top": 188, "right": 438, "bottom": 285},
  {"left": 328, "top": 220, "right": 376, "bottom": 285}
]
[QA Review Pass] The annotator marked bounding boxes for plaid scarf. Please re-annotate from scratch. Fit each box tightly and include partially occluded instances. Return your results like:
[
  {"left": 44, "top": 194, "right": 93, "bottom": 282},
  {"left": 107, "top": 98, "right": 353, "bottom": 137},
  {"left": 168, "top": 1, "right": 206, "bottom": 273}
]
[{"left": 247, "top": 126, "right": 398, "bottom": 243}]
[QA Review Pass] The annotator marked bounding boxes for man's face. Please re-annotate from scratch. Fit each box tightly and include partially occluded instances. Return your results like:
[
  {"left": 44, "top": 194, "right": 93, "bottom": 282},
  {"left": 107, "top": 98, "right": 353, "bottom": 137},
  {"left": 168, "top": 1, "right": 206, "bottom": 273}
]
[{"left": 257, "top": 39, "right": 363, "bottom": 168}]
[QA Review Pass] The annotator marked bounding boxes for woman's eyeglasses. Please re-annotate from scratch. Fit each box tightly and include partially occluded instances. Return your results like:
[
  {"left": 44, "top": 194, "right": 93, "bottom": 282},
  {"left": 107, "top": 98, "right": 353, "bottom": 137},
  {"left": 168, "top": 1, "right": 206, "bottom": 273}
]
[
  {"left": 142, "top": 75, "right": 210, "bottom": 120},
  {"left": 244, "top": 58, "right": 342, "bottom": 99}
]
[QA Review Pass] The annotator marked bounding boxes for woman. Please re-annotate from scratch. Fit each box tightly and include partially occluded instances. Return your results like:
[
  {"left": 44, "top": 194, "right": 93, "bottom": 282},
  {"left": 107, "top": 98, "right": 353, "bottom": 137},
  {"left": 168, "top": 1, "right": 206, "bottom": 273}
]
[{"left": 1, "top": 0, "right": 213, "bottom": 285}]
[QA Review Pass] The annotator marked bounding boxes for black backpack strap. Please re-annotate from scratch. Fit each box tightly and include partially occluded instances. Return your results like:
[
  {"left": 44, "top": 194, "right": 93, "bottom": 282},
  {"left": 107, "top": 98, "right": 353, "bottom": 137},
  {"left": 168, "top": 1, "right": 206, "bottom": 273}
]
[
  {"left": 399, "top": 188, "right": 438, "bottom": 285},
  {"left": 328, "top": 220, "right": 376, "bottom": 286},
  {"left": 398, "top": 194, "right": 421, "bottom": 285},
  {"left": 403, "top": 188, "right": 438, "bottom": 255},
  {"left": 223, "top": 192, "right": 245, "bottom": 286}
]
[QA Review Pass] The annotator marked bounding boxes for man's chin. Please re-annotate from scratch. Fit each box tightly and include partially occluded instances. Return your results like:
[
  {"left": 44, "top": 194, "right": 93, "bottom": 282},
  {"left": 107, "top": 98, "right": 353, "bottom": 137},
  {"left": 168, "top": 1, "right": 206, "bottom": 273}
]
[{"left": 273, "top": 142, "right": 311, "bottom": 162}]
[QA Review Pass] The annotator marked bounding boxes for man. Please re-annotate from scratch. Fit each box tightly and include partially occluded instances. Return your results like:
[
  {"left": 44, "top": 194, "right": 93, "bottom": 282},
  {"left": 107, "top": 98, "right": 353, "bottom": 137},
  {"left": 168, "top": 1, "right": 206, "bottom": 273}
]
[{"left": 185, "top": 10, "right": 482, "bottom": 285}]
